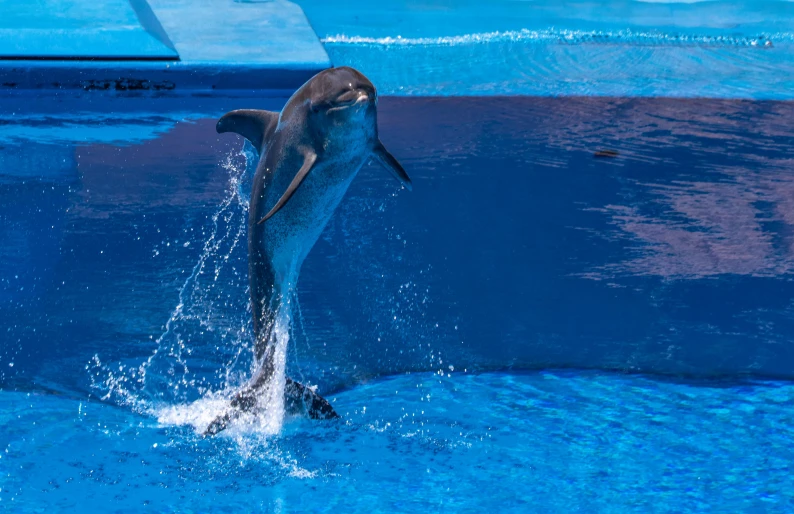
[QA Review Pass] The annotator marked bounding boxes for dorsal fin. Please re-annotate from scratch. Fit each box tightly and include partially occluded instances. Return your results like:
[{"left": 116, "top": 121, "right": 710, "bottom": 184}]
[{"left": 216, "top": 109, "right": 279, "bottom": 154}]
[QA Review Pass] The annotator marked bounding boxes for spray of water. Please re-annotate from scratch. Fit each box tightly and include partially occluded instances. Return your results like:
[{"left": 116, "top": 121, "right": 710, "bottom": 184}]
[{"left": 89, "top": 141, "right": 295, "bottom": 437}]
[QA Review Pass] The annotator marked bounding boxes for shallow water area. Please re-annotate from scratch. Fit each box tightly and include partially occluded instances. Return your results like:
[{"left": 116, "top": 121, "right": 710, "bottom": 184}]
[{"left": 3, "top": 371, "right": 794, "bottom": 512}]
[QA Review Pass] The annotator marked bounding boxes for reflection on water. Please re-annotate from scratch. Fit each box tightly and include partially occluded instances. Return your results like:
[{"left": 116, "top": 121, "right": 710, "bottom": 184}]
[{"left": 2, "top": 96, "right": 794, "bottom": 398}]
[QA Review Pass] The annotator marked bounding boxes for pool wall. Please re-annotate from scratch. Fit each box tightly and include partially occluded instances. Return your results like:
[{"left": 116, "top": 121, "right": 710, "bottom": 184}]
[{"left": 0, "top": 0, "right": 330, "bottom": 93}]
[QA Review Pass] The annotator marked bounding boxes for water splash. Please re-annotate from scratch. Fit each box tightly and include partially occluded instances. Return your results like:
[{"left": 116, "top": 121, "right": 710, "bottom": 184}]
[
  {"left": 150, "top": 298, "right": 296, "bottom": 437},
  {"left": 323, "top": 29, "right": 785, "bottom": 47},
  {"left": 89, "top": 142, "right": 290, "bottom": 436}
]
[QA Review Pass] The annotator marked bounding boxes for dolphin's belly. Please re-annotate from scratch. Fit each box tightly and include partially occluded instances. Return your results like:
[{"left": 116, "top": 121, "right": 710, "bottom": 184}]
[{"left": 260, "top": 157, "right": 365, "bottom": 283}]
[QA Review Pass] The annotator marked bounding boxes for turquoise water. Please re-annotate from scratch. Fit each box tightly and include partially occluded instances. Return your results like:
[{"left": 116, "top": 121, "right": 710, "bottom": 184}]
[
  {"left": 297, "top": 0, "right": 794, "bottom": 97},
  {"left": 4, "top": 371, "right": 794, "bottom": 512}
]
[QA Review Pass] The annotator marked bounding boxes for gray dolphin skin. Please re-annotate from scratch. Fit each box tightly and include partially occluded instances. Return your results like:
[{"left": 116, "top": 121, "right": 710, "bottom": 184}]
[{"left": 205, "top": 66, "right": 412, "bottom": 435}]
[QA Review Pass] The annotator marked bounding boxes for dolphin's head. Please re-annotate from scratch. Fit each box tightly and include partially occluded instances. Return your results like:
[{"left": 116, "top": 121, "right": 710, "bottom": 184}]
[
  {"left": 304, "top": 67, "right": 378, "bottom": 136},
  {"left": 254, "top": 67, "right": 411, "bottom": 225}
]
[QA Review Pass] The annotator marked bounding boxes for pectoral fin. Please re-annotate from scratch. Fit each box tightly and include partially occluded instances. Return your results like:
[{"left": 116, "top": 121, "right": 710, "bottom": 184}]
[
  {"left": 373, "top": 140, "right": 412, "bottom": 191},
  {"left": 257, "top": 151, "right": 318, "bottom": 224}
]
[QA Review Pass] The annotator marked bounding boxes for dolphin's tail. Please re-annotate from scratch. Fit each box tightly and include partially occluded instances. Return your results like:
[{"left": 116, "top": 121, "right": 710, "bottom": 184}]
[
  {"left": 284, "top": 377, "right": 340, "bottom": 420},
  {"left": 203, "top": 376, "right": 339, "bottom": 436}
]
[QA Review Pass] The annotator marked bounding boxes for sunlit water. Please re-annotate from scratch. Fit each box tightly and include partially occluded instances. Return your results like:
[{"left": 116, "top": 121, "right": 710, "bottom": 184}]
[
  {"left": 295, "top": 0, "right": 794, "bottom": 97},
  {"left": 3, "top": 372, "right": 794, "bottom": 511},
  {"left": 3, "top": 94, "right": 794, "bottom": 511}
]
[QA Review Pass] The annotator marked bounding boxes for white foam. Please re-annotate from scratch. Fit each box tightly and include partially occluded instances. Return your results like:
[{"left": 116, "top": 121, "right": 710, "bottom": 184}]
[
  {"left": 146, "top": 262, "right": 296, "bottom": 436},
  {"left": 322, "top": 29, "right": 788, "bottom": 47},
  {"left": 154, "top": 395, "right": 232, "bottom": 430}
]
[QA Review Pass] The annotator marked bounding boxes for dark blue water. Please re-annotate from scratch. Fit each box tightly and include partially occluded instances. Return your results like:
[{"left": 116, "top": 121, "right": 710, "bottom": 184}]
[{"left": 2, "top": 94, "right": 794, "bottom": 510}]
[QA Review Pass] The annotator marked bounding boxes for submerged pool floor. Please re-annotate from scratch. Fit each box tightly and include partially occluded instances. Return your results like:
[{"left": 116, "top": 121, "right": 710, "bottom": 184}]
[{"left": 2, "top": 371, "right": 793, "bottom": 512}]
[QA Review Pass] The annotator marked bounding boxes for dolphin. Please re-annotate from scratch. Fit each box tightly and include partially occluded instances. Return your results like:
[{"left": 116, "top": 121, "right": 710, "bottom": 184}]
[{"left": 205, "top": 67, "right": 412, "bottom": 435}]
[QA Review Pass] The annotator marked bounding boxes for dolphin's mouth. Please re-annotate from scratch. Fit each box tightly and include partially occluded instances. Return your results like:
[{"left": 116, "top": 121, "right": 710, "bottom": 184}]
[{"left": 327, "top": 90, "right": 372, "bottom": 113}]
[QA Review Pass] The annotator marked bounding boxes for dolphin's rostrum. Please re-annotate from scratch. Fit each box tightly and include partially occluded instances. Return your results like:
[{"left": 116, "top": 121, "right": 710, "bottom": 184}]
[{"left": 205, "top": 67, "right": 411, "bottom": 435}]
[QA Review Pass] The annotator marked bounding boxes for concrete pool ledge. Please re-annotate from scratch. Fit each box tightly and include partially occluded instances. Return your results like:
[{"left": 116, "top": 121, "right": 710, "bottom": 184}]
[{"left": 0, "top": 0, "right": 331, "bottom": 93}]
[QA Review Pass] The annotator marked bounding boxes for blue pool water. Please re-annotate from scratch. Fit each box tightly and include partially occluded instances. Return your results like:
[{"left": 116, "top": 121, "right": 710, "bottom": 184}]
[
  {"left": 2, "top": 88, "right": 794, "bottom": 510},
  {"left": 4, "top": 372, "right": 794, "bottom": 511},
  {"left": 295, "top": 0, "right": 794, "bottom": 98}
]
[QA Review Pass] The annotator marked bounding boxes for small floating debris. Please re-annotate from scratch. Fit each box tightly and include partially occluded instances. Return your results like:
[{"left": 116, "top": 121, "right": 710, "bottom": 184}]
[{"left": 594, "top": 149, "right": 619, "bottom": 158}]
